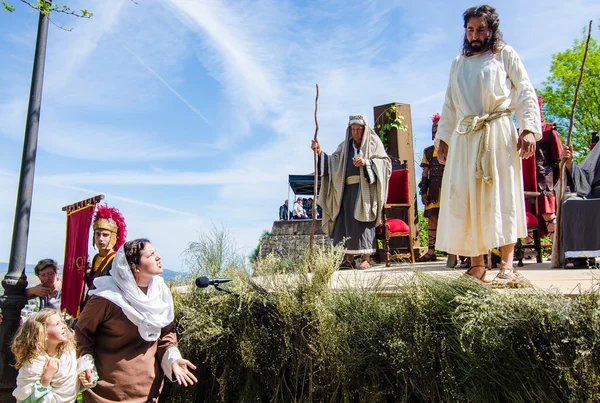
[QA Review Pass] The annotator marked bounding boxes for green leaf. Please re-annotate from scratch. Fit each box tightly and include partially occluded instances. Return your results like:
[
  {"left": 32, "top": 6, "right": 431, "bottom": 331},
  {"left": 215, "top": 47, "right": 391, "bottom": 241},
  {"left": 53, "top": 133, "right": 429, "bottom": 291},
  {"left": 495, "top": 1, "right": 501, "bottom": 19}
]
[{"left": 538, "top": 33, "right": 600, "bottom": 163}]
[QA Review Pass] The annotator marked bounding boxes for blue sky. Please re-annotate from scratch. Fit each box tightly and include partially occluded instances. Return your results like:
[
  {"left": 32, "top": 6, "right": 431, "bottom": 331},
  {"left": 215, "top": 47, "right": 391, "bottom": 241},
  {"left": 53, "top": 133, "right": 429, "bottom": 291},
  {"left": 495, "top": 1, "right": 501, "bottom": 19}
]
[{"left": 0, "top": 0, "right": 598, "bottom": 271}]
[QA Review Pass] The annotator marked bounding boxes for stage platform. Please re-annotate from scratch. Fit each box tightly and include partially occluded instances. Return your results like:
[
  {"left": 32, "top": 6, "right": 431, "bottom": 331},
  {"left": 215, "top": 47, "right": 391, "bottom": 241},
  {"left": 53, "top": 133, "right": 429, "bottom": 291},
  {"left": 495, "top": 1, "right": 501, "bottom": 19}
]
[{"left": 324, "top": 258, "right": 599, "bottom": 296}]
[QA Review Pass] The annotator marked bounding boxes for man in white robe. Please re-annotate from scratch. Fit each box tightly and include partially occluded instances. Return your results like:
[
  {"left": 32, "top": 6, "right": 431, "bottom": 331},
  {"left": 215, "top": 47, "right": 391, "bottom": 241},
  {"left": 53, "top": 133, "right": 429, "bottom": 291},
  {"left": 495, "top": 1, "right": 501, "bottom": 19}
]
[
  {"left": 435, "top": 5, "right": 541, "bottom": 283},
  {"left": 312, "top": 115, "right": 391, "bottom": 269}
]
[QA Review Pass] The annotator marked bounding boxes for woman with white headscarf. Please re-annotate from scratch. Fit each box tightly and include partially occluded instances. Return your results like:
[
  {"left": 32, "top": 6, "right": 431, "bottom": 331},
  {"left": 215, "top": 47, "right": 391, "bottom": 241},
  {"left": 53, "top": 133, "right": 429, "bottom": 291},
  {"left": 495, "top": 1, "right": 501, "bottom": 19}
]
[{"left": 75, "top": 238, "right": 197, "bottom": 402}]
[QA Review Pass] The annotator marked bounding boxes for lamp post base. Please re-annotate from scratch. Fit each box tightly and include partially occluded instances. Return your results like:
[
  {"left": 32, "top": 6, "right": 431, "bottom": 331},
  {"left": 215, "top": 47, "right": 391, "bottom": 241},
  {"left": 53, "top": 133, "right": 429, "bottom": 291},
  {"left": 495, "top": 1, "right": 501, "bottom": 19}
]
[{"left": 0, "top": 274, "right": 28, "bottom": 402}]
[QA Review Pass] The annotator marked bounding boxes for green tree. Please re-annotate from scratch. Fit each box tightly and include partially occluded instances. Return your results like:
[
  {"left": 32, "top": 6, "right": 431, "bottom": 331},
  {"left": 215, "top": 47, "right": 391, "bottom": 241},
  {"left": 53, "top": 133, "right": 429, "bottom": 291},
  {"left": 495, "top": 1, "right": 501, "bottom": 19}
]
[
  {"left": 250, "top": 230, "right": 271, "bottom": 262},
  {"left": 2, "top": 0, "right": 92, "bottom": 18},
  {"left": 538, "top": 28, "right": 599, "bottom": 162}
]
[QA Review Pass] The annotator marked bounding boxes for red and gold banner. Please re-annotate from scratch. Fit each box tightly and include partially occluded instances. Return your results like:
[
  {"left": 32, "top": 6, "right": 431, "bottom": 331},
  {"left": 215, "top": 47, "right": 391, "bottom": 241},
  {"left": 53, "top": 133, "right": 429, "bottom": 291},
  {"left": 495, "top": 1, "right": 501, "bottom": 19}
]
[{"left": 61, "top": 204, "right": 96, "bottom": 317}]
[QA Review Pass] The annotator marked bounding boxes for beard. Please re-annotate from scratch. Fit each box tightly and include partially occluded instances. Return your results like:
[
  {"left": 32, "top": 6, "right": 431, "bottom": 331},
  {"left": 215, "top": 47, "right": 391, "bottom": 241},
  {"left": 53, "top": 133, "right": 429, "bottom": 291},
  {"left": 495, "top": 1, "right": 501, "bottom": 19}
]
[{"left": 466, "top": 36, "right": 491, "bottom": 53}]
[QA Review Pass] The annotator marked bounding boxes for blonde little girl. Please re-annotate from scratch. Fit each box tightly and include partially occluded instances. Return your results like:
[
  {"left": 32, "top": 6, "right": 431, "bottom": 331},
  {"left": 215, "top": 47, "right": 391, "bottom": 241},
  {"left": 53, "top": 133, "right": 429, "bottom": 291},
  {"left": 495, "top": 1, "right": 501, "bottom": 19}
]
[{"left": 12, "top": 309, "right": 96, "bottom": 403}]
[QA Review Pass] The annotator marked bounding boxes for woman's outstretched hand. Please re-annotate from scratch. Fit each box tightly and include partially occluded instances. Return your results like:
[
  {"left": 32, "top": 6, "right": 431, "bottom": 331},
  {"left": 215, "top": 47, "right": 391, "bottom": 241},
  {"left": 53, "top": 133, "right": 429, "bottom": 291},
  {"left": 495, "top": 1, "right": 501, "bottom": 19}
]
[{"left": 172, "top": 359, "right": 198, "bottom": 387}]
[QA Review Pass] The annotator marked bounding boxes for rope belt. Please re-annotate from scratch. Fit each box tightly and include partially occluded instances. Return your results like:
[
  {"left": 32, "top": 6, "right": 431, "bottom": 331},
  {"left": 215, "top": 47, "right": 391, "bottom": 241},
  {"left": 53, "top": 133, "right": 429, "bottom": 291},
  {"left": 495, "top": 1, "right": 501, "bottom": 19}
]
[
  {"left": 455, "top": 110, "right": 512, "bottom": 185},
  {"left": 346, "top": 175, "right": 360, "bottom": 185}
]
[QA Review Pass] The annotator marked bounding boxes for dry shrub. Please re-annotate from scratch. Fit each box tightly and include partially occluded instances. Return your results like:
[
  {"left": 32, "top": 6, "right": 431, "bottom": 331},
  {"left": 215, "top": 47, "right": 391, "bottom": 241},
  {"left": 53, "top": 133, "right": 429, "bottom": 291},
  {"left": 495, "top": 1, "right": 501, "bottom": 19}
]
[{"left": 165, "top": 228, "right": 600, "bottom": 402}]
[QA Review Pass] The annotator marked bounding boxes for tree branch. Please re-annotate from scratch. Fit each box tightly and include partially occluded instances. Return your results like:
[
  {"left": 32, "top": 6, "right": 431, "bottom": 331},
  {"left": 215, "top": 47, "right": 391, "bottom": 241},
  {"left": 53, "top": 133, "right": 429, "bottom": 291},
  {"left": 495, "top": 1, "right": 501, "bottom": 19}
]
[
  {"left": 48, "top": 14, "right": 72, "bottom": 31},
  {"left": 17, "top": 0, "right": 92, "bottom": 17},
  {"left": 552, "top": 20, "right": 594, "bottom": 268}
]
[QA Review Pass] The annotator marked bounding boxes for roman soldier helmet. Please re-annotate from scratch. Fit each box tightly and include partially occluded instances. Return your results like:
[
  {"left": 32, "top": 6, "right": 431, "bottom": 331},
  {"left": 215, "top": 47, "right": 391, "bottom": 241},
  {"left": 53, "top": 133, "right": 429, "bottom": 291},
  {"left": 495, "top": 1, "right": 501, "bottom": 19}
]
[
  {"left": 431, "top": 113, "right": 441, "bottom": 140},
  {"left": 92, "top": 204, "right": 127, "bottom": 251}
]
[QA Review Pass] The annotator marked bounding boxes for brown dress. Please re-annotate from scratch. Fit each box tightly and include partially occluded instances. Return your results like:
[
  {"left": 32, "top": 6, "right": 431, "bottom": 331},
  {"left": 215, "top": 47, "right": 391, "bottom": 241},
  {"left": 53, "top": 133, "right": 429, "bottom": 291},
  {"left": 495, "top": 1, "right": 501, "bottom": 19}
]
[{"left": 75, "top": 295, "right": 177, "bottom": 403}]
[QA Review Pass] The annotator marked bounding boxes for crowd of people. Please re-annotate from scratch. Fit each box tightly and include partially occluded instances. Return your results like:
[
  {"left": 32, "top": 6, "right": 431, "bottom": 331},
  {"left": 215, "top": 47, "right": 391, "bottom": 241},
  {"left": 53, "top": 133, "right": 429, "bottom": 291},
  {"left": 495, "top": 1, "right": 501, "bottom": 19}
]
[{"left": 279, "top": 197, "right": 322, "bottom": 220}]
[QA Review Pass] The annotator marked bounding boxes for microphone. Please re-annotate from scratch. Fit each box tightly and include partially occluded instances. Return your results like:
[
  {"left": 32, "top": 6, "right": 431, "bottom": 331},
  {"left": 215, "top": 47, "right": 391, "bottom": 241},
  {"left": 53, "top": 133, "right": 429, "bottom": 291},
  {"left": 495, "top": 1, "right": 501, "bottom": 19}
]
[{"left": 195, "top": 276, "right": 232, "bottom": 288}]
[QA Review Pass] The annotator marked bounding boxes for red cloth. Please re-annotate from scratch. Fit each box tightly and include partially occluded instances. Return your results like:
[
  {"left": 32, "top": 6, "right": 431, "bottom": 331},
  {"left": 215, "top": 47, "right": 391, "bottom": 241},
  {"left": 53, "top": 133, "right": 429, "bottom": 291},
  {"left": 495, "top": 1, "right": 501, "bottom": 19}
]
[
  {"left": 544, "top": 123, "right": 563, "bottom": 185},
  {"left": 377, "top": 169, "right": 410, "bottom": 237},
  {"left": 526, "top": 212, "right": 538, "bottom": 227},
  {"left": 377, "top": 218, "right": 409, "bottom": 235},
  {"left": 61, "top": 204, "right": 96, "bottom": 317},
  {"left": 522, "top": 154, "right": 537, "bottom": 192},
  {"left": 387, "top": 169, "right": 409, "bottom": 204},
  {"left": 538, "top": 193, "right": 556, "bottom": 217}
]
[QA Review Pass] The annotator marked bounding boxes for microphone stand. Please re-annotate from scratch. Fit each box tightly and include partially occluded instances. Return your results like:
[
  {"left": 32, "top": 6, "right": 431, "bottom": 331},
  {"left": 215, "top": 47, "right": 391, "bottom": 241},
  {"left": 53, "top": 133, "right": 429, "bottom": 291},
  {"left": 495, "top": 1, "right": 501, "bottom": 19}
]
[{"left": 212, "top": 284, "right": 239, "bottom": 297}]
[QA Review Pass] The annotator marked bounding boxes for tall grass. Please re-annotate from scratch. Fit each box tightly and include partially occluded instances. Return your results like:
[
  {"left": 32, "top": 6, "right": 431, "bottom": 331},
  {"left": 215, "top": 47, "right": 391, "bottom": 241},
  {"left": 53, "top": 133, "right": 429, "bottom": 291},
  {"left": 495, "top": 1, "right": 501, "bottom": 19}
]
[
  {"left": 181, "top": 224, "right": 249, "bottom": 278},
  {"left": 166, "top": 228, "right": 600, "bottom": 403}
]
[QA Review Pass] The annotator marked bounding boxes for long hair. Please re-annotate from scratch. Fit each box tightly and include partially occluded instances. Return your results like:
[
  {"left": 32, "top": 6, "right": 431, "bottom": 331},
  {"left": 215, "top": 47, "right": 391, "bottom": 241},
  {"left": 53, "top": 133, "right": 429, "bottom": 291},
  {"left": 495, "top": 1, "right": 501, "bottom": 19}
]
[
  {"left": 11, "top": 309, "right": 75, "bottom": 368},
  {"left": 462, "top": 5, "right": 504, "bottom": 56}
]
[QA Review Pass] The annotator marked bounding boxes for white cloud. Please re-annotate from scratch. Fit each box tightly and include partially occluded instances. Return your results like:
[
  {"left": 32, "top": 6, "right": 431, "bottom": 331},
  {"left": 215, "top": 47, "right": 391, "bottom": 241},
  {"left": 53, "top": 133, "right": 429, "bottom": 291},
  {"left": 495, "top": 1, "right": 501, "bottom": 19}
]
[
  {"left": 164, "top": 0, "right": 287, "bottom": 115},
  {"left": 33, "top": 167, "right": 279, "bottom": 186},
  {"left": 122, "top": 45, "right": 210, "bottom": 125}
]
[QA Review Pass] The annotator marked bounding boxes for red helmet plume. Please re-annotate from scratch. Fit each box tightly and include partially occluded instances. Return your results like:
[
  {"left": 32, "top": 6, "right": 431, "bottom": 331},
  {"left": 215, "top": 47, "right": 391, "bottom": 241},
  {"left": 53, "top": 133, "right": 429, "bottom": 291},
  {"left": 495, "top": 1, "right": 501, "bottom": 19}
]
[{"left": 92, "top": 204, "right": 127, "bottom": 251}]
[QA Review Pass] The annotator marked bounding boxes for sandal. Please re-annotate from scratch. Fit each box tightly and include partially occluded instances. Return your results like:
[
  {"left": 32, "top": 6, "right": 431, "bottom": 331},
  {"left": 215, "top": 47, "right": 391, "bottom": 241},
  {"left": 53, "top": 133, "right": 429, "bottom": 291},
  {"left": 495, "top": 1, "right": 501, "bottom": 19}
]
[
  {"left": 492, "top": 263, "right": 517, "bottom": 285},
  {"left": 565, "top": 258, "right": 588, "bottom": 269},
  {"left": 416, "top": 252, "right": 437, "bottom": 262},
  {"left": 464, "top": 265, "right": 489, "bottom": 283},
  {"left": 338, "top": 260, "right": 354, "bottom": 270},
  {"left": 545, "top": 217, "right": 556, "bottom": 234},
  {"left": 358, "top": 260, "right": 372, "bottom": 270},
  {"left": 459, "top": 257, "right": 471, "bottom": 268},
  {"left": 523, "top": 235, "right": 534, "bottom": 245}
]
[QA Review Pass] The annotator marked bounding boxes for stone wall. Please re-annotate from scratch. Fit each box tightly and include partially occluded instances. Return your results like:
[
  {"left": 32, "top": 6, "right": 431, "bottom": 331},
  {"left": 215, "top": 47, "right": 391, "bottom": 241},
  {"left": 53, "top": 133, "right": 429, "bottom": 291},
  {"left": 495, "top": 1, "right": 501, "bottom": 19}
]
[{"left": 259, "top": 220, "right": 332, "bottom": 260}]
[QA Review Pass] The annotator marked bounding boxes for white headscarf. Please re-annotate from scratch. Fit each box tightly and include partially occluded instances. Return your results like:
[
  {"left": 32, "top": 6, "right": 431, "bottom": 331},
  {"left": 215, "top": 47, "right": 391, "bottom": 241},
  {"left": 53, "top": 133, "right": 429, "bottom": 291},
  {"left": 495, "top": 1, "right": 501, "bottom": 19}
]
[{"left": 89, "top": 245, "right": 174, "bottom": 341}]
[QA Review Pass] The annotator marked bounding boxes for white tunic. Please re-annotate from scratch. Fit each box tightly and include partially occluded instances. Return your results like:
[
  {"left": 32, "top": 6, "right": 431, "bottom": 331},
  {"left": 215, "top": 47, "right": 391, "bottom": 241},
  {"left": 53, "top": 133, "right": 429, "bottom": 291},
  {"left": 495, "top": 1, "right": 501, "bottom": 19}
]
[
  {"left": 434, "top": 45, "right": 542, "bottom": 257},
  {"left": 14, "top": 350, "right": 78, "bottom": 403}
]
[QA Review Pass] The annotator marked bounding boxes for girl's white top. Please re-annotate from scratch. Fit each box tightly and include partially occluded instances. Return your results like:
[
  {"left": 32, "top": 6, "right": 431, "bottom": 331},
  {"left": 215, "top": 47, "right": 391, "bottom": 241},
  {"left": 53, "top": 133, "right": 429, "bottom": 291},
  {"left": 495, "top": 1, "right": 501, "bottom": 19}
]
[{"left": 14, "top": 349, "right": 77, "bottom": 403}]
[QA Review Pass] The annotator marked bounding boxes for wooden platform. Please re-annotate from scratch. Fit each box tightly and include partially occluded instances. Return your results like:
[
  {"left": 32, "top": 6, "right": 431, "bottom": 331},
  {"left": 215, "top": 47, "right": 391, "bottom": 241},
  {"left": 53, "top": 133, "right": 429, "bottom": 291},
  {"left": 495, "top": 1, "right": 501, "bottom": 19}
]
[
  {"left": 184, "top": 258, "right": 599, "bottom": 298},
  {"left": 325, "top": 258, "right": 599, "bottom": 296}
]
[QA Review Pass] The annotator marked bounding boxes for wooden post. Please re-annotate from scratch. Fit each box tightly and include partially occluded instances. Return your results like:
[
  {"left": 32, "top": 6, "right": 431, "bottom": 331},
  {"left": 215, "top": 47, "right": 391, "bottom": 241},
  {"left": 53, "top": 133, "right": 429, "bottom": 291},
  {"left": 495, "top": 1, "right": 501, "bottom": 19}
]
[
  {"left": 62, "top": 194, "right": 105, "bottom": 213},
  {"left": 308, "top": 85, "right": 319, "bottom": 273},
  {"left": 552, "top": 21, "right": 593, "bottom": 268},
  {"left": 373, "top": 102, "right": 420, "bottom": 254}
]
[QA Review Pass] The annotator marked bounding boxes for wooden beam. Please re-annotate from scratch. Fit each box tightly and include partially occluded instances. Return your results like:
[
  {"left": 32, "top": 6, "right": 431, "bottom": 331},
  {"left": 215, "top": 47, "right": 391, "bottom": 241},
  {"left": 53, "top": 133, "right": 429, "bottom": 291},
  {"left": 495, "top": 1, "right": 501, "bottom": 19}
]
[{"left": 61, "top": 194, "right": 104, "bottom": 213}]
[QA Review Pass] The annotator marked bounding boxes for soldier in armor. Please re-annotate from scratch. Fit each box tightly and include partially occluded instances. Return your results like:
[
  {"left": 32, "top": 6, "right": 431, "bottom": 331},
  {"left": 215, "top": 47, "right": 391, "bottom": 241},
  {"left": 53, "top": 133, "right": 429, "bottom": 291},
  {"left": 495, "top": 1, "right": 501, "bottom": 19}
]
[
  {"left": 79, "top": 204, "right": 127, "bottom": 314},
  {"left": 418, "top": 113, "right": 445, "bottom": 262}
]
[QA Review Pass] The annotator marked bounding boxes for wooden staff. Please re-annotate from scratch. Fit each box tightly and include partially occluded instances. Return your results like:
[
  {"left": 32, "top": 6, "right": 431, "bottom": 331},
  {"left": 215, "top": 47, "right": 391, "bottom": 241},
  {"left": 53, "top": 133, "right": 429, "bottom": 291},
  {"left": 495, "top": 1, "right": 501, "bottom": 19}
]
[
  {"left": 308, "top": 84, "right": 319, "bottom": 273},
  {"left": 551, "top": 20, "right": 593, "bottom": 268}
]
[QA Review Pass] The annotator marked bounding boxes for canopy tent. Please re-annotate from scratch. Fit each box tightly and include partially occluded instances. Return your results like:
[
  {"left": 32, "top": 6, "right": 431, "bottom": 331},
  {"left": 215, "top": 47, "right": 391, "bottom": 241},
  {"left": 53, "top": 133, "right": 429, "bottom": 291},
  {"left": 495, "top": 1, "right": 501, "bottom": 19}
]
[{"left": 288, "top": 174, "right": 321, "bottom": 197}]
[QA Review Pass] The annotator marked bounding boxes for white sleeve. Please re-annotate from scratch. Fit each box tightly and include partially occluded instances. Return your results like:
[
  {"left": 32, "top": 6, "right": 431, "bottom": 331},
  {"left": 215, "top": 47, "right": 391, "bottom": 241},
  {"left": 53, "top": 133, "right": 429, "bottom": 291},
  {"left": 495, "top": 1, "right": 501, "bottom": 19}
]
[{"left": 161, "top": 346, "right": 183, "bottom": 382}]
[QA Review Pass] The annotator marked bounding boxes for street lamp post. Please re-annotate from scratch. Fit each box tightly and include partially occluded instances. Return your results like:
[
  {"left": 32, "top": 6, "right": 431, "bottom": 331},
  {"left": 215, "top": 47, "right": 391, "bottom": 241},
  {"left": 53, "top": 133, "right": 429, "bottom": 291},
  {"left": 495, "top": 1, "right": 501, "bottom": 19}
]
[{"left": 0, "top": 3, "right": 51, "bottom": 400}]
